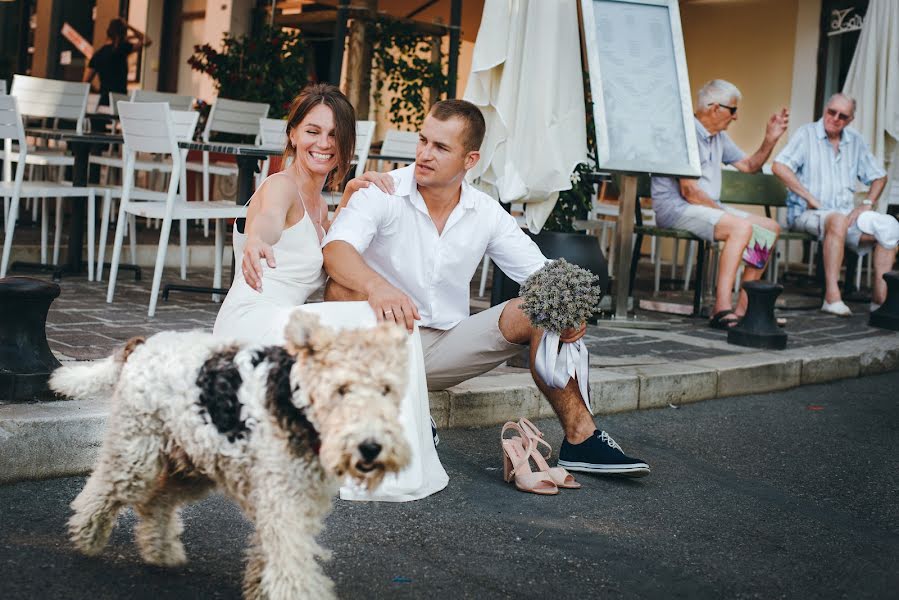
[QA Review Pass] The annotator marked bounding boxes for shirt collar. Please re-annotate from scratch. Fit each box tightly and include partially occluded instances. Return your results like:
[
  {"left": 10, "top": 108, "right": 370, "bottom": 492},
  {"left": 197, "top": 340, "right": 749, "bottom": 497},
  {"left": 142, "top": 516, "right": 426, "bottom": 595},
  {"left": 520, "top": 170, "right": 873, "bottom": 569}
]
[
  {"left": 694, "top": 117, "right": 712, "bottom": 141},
  {"left": 815, "top": 119, "right": 848, "bottom": 146},
  {"left": 394, "top": 163, "right": 476, "bottom": 210}
]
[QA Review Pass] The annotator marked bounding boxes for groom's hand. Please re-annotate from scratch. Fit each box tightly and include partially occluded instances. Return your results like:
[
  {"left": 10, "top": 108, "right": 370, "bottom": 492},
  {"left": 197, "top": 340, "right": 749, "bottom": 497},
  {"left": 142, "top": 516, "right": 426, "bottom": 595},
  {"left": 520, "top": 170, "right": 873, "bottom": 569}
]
[
  {"left": 242, "top": 235, "right": 275, "bottom": 291},
  {"left": 367, "top": 280, "right": 420, "bottom": 332},
  {"left": 559, "top": 323, "right": 587, "bottom": 343}
]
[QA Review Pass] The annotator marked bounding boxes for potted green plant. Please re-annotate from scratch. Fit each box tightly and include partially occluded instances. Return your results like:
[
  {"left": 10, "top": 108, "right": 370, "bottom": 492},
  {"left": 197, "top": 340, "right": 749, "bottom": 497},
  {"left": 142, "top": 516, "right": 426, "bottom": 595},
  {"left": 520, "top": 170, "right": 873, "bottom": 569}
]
[{"left": 188, "top": 25, "right": 308, "bottom": 119}]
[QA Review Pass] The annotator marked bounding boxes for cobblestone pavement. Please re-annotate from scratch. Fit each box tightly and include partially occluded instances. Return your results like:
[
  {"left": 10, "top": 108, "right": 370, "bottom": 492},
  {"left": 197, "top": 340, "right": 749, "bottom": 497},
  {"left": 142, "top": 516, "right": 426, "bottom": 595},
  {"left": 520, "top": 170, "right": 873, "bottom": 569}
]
[{"left": 14, "top": 260, "right": 893, "bottom": 363}]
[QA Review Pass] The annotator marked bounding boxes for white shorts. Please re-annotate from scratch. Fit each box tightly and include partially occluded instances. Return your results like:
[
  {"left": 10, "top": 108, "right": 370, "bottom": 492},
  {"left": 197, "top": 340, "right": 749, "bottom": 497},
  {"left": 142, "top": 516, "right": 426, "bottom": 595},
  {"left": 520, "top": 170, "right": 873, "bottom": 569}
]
[
  {"left": 671, "top": 204, "right": 751, "bottom": 242},
  {"left": 791, "top": 210, "right": 870, "bottom": 255}
]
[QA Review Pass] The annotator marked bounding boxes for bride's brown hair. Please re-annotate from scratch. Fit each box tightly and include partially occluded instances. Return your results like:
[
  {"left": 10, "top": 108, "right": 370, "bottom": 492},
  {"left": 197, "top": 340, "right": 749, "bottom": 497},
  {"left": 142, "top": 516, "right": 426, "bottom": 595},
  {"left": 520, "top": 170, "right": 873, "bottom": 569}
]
[{"left": 283, "top": 83, "right": 356, "bottom": 190}]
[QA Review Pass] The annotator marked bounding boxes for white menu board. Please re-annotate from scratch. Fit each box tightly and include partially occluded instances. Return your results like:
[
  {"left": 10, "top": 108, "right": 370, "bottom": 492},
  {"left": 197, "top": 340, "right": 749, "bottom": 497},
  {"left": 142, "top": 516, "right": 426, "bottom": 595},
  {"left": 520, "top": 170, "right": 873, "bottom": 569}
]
[{"left": 581, "top": 0, "right": 700, "bottom": 177}]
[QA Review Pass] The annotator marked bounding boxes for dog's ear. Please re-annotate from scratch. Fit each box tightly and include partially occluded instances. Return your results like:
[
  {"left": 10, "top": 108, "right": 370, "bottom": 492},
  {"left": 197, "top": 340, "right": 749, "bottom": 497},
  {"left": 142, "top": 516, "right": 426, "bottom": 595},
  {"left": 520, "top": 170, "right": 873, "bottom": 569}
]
[{"left": 284, "top": 310, "right": 335, "bottom": 357}]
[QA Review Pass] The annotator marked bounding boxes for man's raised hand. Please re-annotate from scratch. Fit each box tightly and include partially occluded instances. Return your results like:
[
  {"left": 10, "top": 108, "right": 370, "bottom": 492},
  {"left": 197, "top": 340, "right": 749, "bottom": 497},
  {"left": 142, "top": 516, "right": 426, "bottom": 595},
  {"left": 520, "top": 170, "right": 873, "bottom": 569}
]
[
  {"left": 766, "top": 108, "right": 790, "bottom": 142},
  {"left": 367, "top": 280, "right": 420, "bottom": 332}
]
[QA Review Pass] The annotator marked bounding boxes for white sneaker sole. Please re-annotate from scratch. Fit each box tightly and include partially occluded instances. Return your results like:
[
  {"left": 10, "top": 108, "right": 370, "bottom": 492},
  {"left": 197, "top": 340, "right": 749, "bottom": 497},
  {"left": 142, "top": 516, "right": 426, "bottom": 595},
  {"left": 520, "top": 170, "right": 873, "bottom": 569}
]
[{"left": 558, "top": 459, "right": 651, "bottom": 477}]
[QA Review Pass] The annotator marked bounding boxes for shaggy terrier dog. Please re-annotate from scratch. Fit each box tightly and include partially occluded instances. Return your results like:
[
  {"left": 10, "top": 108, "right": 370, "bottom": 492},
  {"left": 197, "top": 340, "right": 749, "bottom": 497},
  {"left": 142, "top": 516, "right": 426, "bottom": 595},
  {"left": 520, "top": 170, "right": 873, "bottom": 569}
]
[{"left": 50, "top": 311, "right": 411, "bottom": 600}]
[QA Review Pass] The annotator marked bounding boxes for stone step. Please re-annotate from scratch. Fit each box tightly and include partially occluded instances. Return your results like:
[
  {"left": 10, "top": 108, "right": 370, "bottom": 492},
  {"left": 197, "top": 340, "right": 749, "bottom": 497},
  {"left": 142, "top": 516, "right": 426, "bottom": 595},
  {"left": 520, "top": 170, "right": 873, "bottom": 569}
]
[{"left": 2, "top": 334, "right": 897, "bottom": 484}]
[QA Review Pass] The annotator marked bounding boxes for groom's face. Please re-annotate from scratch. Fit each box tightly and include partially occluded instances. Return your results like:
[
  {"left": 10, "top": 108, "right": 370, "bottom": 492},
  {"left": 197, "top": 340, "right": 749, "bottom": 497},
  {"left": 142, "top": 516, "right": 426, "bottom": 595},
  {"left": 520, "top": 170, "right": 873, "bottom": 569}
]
[{"left": 415, "top": 115, "right": 478, "bottom": 190}]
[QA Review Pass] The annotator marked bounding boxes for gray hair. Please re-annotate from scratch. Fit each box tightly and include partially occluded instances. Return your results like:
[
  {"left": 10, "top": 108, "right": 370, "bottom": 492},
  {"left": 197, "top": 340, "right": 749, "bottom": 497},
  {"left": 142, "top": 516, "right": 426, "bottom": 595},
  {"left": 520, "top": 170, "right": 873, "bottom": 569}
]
[
  {"left": 827, "top": 92, "right": 857, "bottom": 116},
  {"left": 697, "top": 79, "right": 742, "bottom": 109}
]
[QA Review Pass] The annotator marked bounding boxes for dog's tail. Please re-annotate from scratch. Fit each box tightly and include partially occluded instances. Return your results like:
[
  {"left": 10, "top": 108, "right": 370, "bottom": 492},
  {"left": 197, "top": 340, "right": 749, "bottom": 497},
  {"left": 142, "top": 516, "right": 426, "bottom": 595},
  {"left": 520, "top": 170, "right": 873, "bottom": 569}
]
[{"left": 49, "top": 336, "right": 145, "bottom": 400}]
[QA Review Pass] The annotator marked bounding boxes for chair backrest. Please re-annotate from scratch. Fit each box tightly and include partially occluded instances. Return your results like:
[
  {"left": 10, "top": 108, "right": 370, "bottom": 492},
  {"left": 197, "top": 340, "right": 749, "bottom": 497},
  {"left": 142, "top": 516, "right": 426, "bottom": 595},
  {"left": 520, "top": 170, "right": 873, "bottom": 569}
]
[
  {"left": 108, "top": 92, "right": 129, "bottom": 116},
  {"left": 130, "top": 89, "right": 195, "bottom": 112},
  {"left": 10, "top": 74, "right": 90, "bottom": 134},
  {"left": 379, "top": 129, "right": 418, "bottom": 162},
  {"left": 720, "top": 169, "right": 788, "bottom": 207},
  {"left": 354, "top": 120, "right": 376, "bottom": 177},
  {"left": 203, "top": 97, "right": 269, "bottom": 141},
  {"left": 0, "top": 95, "right": 28, "bottom": 182},
  {"left": 258, "top": 117, "right": 287, "bottom": 150},
  {"left": 117, "top": 101, "right": 179, "bottom": 157}
]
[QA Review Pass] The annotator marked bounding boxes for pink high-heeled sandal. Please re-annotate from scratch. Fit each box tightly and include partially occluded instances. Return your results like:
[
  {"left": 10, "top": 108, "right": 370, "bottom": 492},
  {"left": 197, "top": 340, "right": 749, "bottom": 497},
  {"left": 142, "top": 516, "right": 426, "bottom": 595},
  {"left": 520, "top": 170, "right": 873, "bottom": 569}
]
[
  {"left": 501, "top": 422, "right": 558, "bottom": 495},
  {"left": 514, "top": 418, "right": 581, "bottom": 489}
]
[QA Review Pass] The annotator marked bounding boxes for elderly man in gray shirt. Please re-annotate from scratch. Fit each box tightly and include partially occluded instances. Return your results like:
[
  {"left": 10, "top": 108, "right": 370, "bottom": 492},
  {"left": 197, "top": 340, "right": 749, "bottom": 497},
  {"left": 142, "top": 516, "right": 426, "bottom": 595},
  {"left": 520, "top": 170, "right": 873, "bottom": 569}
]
[{"left": 651, "top": 79, "right": 789, "bottom": 329}]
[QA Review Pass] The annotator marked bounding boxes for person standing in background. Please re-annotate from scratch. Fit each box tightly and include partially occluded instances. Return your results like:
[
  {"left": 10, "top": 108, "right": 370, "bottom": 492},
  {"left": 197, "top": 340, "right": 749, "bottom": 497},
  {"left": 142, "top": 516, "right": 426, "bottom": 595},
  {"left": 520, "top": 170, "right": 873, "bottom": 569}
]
[{"left": 82, "top": 18, "right": 151, "bottom": 107}]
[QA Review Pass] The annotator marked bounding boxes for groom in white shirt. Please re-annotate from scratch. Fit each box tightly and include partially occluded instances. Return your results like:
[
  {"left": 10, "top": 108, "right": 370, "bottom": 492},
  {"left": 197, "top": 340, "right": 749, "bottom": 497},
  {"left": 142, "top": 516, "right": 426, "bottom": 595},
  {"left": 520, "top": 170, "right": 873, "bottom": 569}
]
[{"left": 315, "top": 100, "right": 649, "bottom": 476}]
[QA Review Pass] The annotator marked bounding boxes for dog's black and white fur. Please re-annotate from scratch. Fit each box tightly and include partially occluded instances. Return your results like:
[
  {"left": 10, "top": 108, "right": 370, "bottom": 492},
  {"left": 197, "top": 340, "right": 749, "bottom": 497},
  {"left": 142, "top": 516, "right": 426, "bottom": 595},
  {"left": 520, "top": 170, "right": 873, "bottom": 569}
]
[{"left": 50, "top": 311, "right": 411, "bottom": 599}]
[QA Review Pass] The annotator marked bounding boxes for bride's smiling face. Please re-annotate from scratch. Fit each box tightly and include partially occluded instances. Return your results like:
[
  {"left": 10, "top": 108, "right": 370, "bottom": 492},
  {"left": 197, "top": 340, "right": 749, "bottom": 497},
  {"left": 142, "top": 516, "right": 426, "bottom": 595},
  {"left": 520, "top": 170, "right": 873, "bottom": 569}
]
[{"left": 290, "top": 103, "right": 338, "bottom": 177}]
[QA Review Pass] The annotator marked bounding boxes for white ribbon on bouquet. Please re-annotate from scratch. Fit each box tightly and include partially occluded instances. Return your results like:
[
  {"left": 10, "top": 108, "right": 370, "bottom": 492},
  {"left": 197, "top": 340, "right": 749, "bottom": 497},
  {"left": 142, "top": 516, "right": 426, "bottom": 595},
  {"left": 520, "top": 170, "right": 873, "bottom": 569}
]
[{"left": 533, "top": 331, "right": 592, "bottom": 414}]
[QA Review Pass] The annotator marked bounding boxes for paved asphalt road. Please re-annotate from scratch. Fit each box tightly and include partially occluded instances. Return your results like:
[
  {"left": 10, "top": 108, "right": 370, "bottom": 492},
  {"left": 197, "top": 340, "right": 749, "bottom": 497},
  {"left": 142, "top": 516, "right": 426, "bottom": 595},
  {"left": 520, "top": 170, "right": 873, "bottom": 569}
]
[{"left": 2, "top": 372, "right": 897, "bottom": 599}]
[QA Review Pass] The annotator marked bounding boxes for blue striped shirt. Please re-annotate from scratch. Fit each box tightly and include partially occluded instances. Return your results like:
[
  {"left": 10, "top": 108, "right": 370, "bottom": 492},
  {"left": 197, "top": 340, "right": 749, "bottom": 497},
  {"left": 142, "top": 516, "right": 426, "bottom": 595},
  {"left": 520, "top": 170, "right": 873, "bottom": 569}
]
[{"left": 774, "top": 120, "right": 886, "bottom": 226}]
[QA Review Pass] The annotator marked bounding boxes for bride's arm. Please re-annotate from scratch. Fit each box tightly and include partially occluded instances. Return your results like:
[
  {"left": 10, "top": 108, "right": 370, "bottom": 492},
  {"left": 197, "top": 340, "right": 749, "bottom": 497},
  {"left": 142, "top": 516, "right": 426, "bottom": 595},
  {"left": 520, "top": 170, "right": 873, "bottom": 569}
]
[{"left": 242, "top": 176, "right": 295, "bottom": 291}]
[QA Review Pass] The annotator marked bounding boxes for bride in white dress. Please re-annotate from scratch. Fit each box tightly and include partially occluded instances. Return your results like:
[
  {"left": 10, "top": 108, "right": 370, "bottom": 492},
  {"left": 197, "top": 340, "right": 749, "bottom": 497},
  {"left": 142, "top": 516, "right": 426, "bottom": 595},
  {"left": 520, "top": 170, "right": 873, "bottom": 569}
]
[{"left": 213, "top": 84, "right": 447, "bottom": 502}]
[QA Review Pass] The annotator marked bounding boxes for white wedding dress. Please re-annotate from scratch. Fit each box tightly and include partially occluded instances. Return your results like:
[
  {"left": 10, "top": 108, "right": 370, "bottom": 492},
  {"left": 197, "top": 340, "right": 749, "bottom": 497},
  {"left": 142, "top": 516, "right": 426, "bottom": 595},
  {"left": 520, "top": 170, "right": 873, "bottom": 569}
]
[{"left": 213, "top": 210, "right": 447, "bottom": 502}]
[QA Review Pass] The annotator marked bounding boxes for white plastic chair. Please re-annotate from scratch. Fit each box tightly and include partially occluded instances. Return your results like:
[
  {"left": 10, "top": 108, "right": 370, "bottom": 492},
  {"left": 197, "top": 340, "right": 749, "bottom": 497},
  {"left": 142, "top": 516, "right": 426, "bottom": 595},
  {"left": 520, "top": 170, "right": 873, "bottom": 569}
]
[
  {"left": 2, "top": 75, "right": 89, "bottom": 170},
  {"left": 354, "top": 120, "right": 376, "bottom": 177},
  {"left": 1, "top": 79, "right": 6, "bottom": 94},
  {"left": 106, "top": 102, "right": 247, "bottom": 317},
  {"left": 95, "top": 106, "right": 200, "bottom": 282},
  {"left": 185, "top": 97, "right": 269, "bottom": 210},
  {"left": 257, "top": 117, "right": 288, "bottom": 181},
  {"left": 130, "top": 90, "right": 195, "bottom": 111},
  {"left": 377, "top": 129, "right": 418, "bottom": 170},
  {"left": 0, "top": 95, "right": 97, "bottom": 279}
]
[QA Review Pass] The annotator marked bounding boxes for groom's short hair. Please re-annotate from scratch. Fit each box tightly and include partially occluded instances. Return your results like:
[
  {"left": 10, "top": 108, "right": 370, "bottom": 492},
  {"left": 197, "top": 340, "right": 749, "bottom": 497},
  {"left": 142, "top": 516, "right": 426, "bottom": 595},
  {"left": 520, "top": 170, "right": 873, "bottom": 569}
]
[{"left": 429, "top": 99, "right": 486, "bottom": 153}]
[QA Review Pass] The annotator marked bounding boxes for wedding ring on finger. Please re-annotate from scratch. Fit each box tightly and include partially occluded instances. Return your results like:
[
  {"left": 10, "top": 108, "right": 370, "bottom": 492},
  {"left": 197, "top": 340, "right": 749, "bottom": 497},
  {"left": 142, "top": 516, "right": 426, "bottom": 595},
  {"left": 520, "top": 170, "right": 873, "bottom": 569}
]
[{"left": 384, "top": 309, "right": 394, "bottom": 316}]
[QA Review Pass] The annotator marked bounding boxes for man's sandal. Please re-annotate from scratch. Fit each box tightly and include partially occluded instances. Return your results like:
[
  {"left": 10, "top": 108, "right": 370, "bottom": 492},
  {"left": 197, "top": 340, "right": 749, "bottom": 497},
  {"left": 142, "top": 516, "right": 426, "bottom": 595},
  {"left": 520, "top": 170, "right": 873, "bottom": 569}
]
[
  {"left": 501, "top": 422, "right": 558, "bottom": 495},
  {"left": 709, "top": 309, "right": 740, "bottom": 330}
]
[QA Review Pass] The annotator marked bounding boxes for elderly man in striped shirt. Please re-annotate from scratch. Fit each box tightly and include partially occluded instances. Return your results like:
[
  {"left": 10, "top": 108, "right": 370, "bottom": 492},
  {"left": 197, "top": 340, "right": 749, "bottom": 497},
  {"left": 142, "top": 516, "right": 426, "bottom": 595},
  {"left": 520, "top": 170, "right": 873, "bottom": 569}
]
[{"left": 773, "top": 93, "right": 895, "bottom": 316}]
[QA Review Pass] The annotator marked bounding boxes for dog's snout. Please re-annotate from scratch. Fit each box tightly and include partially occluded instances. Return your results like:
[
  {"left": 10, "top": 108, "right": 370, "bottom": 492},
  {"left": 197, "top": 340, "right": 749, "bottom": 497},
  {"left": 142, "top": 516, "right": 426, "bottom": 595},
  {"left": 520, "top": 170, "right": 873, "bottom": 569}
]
[{"left": 358, "top": 440, "right": 382, "bottom": 462}]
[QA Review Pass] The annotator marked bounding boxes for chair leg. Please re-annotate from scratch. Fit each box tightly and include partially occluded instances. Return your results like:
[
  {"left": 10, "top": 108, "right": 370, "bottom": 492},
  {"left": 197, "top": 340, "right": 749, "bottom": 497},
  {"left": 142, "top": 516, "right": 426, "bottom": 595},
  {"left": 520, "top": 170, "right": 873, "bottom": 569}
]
[
  {"left": 202, "top": 152, "right": 210, "bottom": 237},
  {"left": 672, "top": 239, "right": 680, "bottom": 279},
  {"left": 129, "top": 214, "right": 138, "bottom": 264},
  {"left": 478, "top": 255, "right": 490, "bottom": 297},
  {"left": 653, "top": 243, "right": 662, "bottom": 296},
  {"left": 808, "top": 241, "right": 817, "bottom": 276},
  {"left": 96, "top": 190, "right": 111, "bottom": 282},
  {"left": 180, "top": 218, "right": 188, "bottom": 280},
  {"left": 107, "top": 204, "right": 129, "bottom": 303},
  {"left": 1, "top": 196, "right": 19, "bottom": 277},
  {"left": 40, "top": 197, "right": 48, "bottom": 264},
  {"left": 148, "top": 215, "right": 174, "bottom": 318},
  {"left": 212, "top": 218, "right": 224, "bottom": 303},
  {"left": 855, "top": 254, "right": 863, "bottom": 290},
  {"left": 52, "top": 197, "right": 63, "bottom": 265},
  {"left": 683, "top": 240, "right": 696, "bottom": 291},
  {"left": 86, "top": 191, "right": 95, "bottom": 282}
]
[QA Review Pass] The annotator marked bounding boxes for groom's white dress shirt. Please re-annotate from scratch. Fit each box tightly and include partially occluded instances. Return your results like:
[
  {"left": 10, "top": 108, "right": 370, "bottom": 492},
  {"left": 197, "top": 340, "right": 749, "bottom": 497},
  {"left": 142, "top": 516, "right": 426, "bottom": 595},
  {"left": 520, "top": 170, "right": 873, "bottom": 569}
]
[{"left": 323, "top": 164, "right": 547, "bottom": 330}]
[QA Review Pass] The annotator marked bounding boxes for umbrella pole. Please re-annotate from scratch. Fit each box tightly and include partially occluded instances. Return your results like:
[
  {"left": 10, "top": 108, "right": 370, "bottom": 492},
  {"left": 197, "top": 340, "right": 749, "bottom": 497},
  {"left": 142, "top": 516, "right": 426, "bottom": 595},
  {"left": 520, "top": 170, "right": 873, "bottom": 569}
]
[{"left": 613, "top": 174, "right": 637, "bottom": 319}]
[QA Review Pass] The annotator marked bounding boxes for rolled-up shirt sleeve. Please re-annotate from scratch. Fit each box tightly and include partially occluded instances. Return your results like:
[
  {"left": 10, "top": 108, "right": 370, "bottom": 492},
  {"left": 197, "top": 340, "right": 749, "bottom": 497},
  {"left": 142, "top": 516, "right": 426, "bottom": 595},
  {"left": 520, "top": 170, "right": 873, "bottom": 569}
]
[
  {"left": 486, "top": 206, "right": 548, "bottom": 284},
  {"left": 322, "top": 188, "right": 388, "bottom": 254},
  {"left": 774, "top": 132, "right": 807, "bottom": 173},
  {"left": 857, "top": 142, "right": 886, "bottom": 185}
]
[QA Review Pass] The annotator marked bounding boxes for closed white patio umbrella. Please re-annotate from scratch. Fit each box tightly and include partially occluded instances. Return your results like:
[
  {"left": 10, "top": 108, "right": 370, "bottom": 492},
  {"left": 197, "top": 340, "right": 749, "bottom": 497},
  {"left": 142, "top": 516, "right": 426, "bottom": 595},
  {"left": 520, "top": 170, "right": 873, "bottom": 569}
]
[
  {"left": 842, "top": 0, "right": 899, "bottom": 211},
  {"left": 464, "top": 0, "right": 589, "bottom": 232}
]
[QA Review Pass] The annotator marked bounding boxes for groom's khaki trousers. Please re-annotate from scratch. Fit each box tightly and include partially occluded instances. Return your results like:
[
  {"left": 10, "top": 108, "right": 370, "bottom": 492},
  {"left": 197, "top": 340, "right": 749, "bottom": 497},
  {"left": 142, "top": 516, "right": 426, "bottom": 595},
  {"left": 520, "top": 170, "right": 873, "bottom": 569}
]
[{"left": 418, "top": 301, "right": 527, "bottom": 391}]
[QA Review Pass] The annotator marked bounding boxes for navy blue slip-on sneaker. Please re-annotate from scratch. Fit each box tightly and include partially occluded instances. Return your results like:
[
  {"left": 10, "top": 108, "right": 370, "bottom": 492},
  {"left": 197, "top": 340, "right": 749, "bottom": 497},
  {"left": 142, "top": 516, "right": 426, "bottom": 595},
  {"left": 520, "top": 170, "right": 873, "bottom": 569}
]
[
  {"left": 558, "top": 430, "right": 650, "bottom": 477},
  {"left": 431, "top": 416, "right": 439, "bottom": 447}
]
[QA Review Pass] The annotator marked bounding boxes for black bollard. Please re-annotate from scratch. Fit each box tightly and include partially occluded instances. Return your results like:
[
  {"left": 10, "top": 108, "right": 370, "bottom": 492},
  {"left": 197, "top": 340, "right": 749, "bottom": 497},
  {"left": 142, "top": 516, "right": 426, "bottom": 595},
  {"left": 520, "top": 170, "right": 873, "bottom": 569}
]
[
  {"left": 0, "top": 277, "right": 62, "bottom": 402},
  {"left": 869, "top": 271, "right": 899, "bottom": 331},
  {"left": 728, "top": 281, "right": 788, "bottom": 350}
]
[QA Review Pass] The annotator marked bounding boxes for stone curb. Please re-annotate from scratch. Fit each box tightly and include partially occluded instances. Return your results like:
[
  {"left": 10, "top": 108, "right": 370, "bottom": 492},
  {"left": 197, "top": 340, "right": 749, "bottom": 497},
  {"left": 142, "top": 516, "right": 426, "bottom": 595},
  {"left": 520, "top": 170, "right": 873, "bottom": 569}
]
[{"left": 2, "top": 335, "right": 898, "bottom": 484}]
